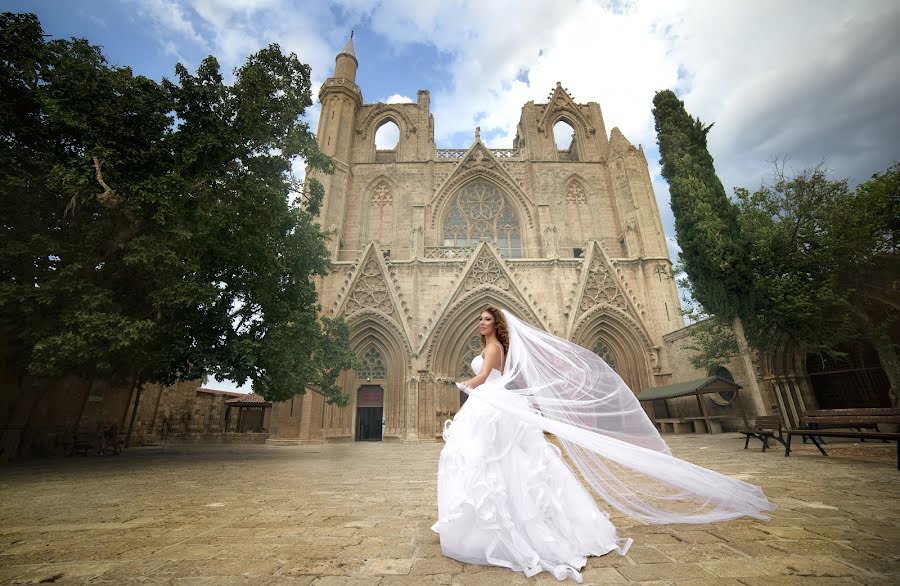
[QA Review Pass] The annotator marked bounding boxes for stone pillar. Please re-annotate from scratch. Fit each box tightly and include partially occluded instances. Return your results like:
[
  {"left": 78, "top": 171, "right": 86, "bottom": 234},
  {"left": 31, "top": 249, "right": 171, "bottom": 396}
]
[{"left": 404, "top": 374, "right": 421, "bottom": 443}]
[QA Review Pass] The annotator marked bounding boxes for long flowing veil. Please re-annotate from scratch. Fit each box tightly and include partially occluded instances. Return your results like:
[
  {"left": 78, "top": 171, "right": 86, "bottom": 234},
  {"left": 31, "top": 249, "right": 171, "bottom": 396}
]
[{"left": 462, "top": 309, "right": 774, "bottom": 525}]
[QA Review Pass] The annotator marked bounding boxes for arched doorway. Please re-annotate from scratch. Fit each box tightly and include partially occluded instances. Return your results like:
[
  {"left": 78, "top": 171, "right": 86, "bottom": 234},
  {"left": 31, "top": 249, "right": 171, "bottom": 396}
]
[
  {"left": 356, "top": 385, "right": 384, "bottom": 441},
  {"left": 805, "top": 342, "right": 891, "bottom": 408}
]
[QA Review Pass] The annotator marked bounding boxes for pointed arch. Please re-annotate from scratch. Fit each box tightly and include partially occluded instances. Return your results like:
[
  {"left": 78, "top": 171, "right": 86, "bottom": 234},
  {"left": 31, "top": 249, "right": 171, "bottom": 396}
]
[
  {"left": 429, "top": 144, "right": 535, "bottom": 229},
  {"left": 329, "top": 310, "right": 413, "bottom": 439},
  {"left": 364, "top": 174, "right": 398, "bottom": 206},
  {"left": 571, "top": 305, "right": 656, "bottom": 394},
  {"left": 437, "top": 178, "right": 524, "bottom": 257},
  {"left": 538, "top": 83, "right": 596, "bottom": 137},
  {"left": 356, "top": 104, "right": 417, "bottom": 140},
  {"left": 424, "top": 285, "right": 542, "bottom": 373},
  {"left": 563, "top": 173, "right": 590, "bottom": 205}
]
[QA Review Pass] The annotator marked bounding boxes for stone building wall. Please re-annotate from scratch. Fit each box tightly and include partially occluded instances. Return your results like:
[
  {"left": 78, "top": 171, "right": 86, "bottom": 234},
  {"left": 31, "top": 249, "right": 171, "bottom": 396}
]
[
  {"left": 661, "top": 322, "right": 759, "bottom": 430},
  {"left": 269, "top": 39, "right": 704, "bottom": 445},
  {"left": 1, "top": 374, "right": 268, "bottom": 461}
]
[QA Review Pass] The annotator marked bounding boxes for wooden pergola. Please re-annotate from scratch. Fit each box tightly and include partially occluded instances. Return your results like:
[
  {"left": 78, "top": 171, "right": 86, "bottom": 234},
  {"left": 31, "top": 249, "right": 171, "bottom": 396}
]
[
  {"left": 637, "top": 376, "right": 747, "bottom": 434},
  {"left": 224, "top": 393, "right": 273, "bottom": 433}
]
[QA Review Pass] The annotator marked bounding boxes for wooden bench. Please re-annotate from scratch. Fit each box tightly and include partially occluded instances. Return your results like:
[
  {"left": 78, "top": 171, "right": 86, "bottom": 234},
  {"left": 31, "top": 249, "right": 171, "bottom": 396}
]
[
  {"left": 784, "top": 408, "right": 900, "bottom": 469},
  {"left": 65, "top": 426, "right": 124, "bottom": 457},
  {"left": 739, "top": 415, "right": 786, "bottom": 451}
]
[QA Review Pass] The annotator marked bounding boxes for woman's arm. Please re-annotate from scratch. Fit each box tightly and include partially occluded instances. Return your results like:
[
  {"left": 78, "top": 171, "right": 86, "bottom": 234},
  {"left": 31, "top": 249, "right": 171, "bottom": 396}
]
[{"left": 460, "top": 343, "right": 502, "bottom": 389}]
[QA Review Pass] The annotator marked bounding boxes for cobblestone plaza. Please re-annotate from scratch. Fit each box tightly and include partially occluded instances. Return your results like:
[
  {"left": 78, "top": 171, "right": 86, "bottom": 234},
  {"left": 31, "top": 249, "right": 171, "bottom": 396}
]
[{"left": 1, "top": 434, "right": 897, "bottom": 585}]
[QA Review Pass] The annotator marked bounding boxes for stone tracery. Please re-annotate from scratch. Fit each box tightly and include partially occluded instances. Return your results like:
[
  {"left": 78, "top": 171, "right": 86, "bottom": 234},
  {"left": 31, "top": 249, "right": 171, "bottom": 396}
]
[
  {"left": 371, "top": 181, "right": 393, "bottom": 206},
  {"left": 458, "top": 334, "right": 483, "bottom": 377},
  {"left": 580, "top": 255, "right": 628, "bottom": 313},
  {"left": 357, "top": 346, "right": 387, "bottom": 379},
  {"left": 566, "top": 181, "right": 587, "bottom": 204},
  {"left": 465, "top": 255, "right": 509, "bottom": 291},
  {"left": 345, "top": 259, "right": 393, "bottom": 315},
  {"left": 442, "top": 181, "right": 522, "bottom": 258}
]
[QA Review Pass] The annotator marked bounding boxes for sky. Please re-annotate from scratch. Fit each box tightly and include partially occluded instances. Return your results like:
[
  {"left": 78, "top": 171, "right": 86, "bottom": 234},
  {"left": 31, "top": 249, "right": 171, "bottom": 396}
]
[{"left": 8, "top": 0, "right": 900, "bottom": 392}]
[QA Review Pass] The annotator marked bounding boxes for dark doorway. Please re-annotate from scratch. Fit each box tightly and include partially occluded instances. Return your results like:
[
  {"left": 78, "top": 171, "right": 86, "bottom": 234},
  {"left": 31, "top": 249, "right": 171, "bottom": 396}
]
[
  {"left": 806, "top": 342, "right": 891, "bottom": 408},
  {"left": 356, "top": 385, "right": 384, "bottom": 441}
]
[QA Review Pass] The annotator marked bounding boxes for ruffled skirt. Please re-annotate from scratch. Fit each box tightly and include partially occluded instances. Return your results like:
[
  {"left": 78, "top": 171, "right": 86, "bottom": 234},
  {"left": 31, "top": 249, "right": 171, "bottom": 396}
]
[{"left": 431, "top": 388, "right": 631, "bottom": 583}]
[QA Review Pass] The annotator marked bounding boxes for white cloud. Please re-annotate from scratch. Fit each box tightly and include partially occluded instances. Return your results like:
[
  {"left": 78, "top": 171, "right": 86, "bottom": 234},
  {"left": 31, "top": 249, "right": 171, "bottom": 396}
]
[
  {"left": 205, "top": 377, "right": 252, "bottom": 394},
  {"left": 141, "top": 0, "right": 900, "bottom": 311},
  {"left": 375, "top": 121, "right": 400, "bottom": 149},
  {"left": 133, "top": 0, "right": 205, "bottom": 46},
  {"left": 380, "top": 93, "right": 414, "bottom": 104}
]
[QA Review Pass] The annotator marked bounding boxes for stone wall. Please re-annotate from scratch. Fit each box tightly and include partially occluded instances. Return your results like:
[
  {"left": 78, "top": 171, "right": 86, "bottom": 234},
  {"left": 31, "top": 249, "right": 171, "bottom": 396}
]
[
  {"left": 661, "top": 321, "right": 762, "bottom": 431},
  {"left": 0, "top": 373, "right": 268, "bottom": 462}
]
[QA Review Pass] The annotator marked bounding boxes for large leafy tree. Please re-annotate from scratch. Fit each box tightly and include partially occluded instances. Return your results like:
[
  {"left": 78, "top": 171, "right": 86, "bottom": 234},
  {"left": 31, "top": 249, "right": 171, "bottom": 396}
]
[
  {"left": 735, "top": 164, "right": 899, "bottom": 405},
  {"left": 0, "top": 13, "right": 356, "bottom": 449},
  {"left": 653, "top": 88, "right": 899, "bottom": 406}
]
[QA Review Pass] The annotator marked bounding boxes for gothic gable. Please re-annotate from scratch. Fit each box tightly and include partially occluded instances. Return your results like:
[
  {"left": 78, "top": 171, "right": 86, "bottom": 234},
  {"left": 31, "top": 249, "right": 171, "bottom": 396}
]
[
  {"left": 417, "top": 242, "right": 544, "bottom": 358},
  {"left": 333, "top": 244, "right": 411, "bottom": 342},
  {"left": 538, "top": 82, "right": 596, "bottom": 136},
  {"left": 566, "top": 241, "right": 645, "bottom": 327},
  {"left": 566, "top": 241, "right": 658, "bottom": 368},
  {"left": 429, "top": 139, "right": 534, "bottom": 229}
]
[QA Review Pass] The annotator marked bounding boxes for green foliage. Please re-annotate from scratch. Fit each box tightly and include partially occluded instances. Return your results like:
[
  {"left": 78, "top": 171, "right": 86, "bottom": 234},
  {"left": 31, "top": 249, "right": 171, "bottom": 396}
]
[
  {"left": 0, "top": 13, "right": 354, "bottom": 404},
  {"left": 652, "top": 90, "right": 755, "bottom": 321},
  {"left": 734, "top": 164, "right": 857, "bottom": 353},
  {"left": 654, "top": 88, "right": 898, "bottom": 396}
]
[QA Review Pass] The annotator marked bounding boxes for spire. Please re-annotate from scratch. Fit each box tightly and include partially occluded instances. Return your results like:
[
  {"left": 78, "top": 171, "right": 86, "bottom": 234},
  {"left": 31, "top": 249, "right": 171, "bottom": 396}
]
[
  {"left": 332, "top": 33, "right": 358, "bottom": 83},
  {"left": 339, "top": 35, "right": 356, "bottom": 59}
]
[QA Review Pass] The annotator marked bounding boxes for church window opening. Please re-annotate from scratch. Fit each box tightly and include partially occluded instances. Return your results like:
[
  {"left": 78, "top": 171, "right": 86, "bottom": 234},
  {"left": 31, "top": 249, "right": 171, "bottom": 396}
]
[
  {"left": 442, "top": 181, "right": 522, "bottom": 258},
  {"left": 374, "top": 120, "right": 400, "bottom": 150},
  {"left": 553, "top": 120, "right": 575, "bottom": 151},
  {"left": 708, "top": 365, "right": 736, "bottom": 405},
  {"left": 592, "top": 340, "right": 617, "bottom": 372},
  {"left": 458, "top": 333, "right": 484, "bottom": 378},
  {"left": 357, "top": 346, "right": 386, "bottom": 380}
]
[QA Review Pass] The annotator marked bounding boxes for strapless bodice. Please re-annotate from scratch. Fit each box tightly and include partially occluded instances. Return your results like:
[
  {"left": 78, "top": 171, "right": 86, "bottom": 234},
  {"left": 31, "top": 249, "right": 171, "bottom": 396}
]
[{"left": 471, "top": 354, "right": 503, "bottom": 382}]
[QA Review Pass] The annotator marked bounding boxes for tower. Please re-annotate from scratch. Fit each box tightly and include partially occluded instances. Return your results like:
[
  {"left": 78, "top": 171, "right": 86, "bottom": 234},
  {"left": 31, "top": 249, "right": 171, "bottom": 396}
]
[{"left": 316, "top": 36, "right": 362, "bottom": 253}]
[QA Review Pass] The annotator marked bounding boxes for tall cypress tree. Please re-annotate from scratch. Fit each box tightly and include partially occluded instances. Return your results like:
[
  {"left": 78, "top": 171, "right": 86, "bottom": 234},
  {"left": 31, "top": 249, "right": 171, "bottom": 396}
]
[{"left": 652, "top": 90, "right": 753, "bottom": 320}]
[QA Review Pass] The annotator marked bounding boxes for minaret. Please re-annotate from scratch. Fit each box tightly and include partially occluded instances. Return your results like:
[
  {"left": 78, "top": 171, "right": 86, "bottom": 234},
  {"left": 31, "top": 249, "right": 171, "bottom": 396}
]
[{"left": 316, "top": 34, "right": 363, "bottom": 248}]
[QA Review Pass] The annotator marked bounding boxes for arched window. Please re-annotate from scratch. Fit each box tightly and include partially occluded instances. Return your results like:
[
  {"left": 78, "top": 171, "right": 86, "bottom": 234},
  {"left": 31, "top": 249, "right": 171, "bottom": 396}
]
[
  {"left": 357, "top": 346, "right": 386, "bottom": 380},
  {"left": 553, "top": 119, "right": 575, "bottom": 150},
  {"left": 708, "top": 365, "right": 736, "bottom": 405},
  {"left": 592, "top": 340, "right": 617, "bottom": 372},
  {"left": 374, "top": 120, "right": 399, "bottom": 150},
  {"left": 458, "top": 333, "right": 484, "bottom": 378},
  {"left": 442, "top": 181, "right": 522, "bottom": 258}
]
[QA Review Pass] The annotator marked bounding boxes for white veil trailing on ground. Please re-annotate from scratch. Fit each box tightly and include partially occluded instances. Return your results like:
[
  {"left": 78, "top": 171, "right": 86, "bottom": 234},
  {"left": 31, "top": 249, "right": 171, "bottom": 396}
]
[{"left": 463, "top": 309, "right": 774, "bottom": 525}]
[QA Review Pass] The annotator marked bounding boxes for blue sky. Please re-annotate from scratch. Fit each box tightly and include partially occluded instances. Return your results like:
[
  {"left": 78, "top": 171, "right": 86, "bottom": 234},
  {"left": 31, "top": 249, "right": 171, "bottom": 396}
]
[{"left": 8, "top": 1, "right": 900, "bottom": 392}]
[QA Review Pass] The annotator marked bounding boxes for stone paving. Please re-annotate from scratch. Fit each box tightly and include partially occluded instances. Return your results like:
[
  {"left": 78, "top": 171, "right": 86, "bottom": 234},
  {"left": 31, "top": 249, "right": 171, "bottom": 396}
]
[{"left": 0, "top": 433, "right": 898, "bottom": 585}]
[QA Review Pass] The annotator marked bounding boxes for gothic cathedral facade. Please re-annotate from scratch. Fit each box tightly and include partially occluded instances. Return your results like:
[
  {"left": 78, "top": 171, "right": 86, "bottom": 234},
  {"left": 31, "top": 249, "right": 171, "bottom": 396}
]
[{"left": 268, "top": 38, "right": 685, "bottom": 443}]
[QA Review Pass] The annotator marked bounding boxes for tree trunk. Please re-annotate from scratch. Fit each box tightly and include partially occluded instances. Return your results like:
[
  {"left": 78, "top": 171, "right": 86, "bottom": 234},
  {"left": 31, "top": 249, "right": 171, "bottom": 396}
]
[
  {"left": 16, "top": 381, "right": 44, "bottom": 459},
  {"left": 874, "top": 339, "right": 900, "bottom": 407},
  {"left": 125, "top": 379, "right": 144, "bottom": 448},
  {"left": 855, "top": 309, "right": 900, "bottom": 407},
  {"left": 732, "top": 316, "right": 769, "bottom": 416}
]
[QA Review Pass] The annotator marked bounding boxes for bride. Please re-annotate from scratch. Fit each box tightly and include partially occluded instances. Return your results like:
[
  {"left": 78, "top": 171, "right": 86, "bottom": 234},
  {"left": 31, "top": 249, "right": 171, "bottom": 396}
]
[{"left": 431, "top": 306, "right": 773, "bottom": 583}]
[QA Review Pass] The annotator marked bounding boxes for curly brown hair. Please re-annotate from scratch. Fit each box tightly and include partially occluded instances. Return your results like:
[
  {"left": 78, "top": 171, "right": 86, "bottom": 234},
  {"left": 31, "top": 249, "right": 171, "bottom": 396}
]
[{"left": 480, "top": 305, "right": 509, "bottom": 357}]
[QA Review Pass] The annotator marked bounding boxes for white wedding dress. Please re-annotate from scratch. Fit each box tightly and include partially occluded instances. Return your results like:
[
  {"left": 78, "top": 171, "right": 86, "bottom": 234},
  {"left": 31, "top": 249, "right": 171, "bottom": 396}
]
[
  {"left": 431, "top": 353, "right": 631, "bottom": 583},
  {"left": 430, "top": 310, "right": 773, "bottom": 583}
]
